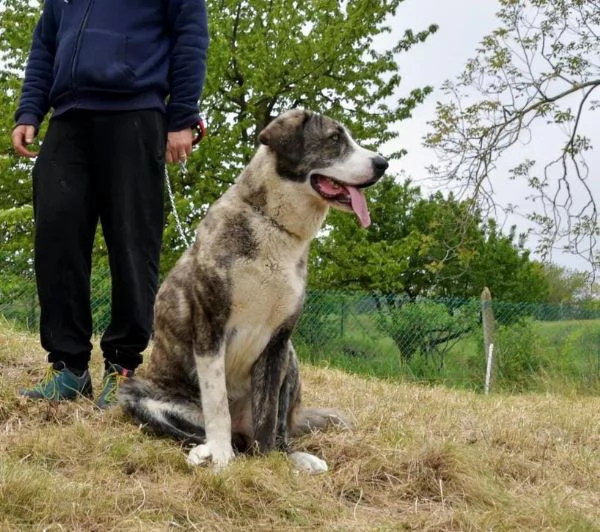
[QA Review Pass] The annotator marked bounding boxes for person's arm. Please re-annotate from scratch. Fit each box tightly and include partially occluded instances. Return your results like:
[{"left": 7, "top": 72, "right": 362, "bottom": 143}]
[
  {"left": 12, "top": 3, "right": 57, "bottom": 158},
  {"left": 165, "top": 0, "right": 209, "bottom": 133},
  {"left": 15, "top": 2, "right": 57, "bottom": 132}
]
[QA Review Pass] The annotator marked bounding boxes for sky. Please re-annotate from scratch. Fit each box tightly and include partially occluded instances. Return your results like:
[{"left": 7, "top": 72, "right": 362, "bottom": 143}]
[
  {"left": 384, "top": 0, "right": 499, "bottom": 180},
  {"left": 378, "top": 0, "right": 597, "bottom": 272}
]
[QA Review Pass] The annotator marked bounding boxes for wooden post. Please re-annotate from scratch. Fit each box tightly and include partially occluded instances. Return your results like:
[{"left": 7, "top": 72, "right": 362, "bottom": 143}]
[{"left": 481, "top": 287, "right": 495, "bottom": 393}]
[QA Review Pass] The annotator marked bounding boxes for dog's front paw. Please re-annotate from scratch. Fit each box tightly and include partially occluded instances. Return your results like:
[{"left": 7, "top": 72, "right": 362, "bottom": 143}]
[
  {"left": 289, "top": 451, "right": 328, "bottom": 474},
  {"left": 187, "top": 441, "right": 235, "bottom": 472}
]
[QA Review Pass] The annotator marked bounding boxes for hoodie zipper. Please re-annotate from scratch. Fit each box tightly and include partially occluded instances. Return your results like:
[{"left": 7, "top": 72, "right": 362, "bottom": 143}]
[{"left": 70, "top": 0, "right": 95, "bottom": 95}]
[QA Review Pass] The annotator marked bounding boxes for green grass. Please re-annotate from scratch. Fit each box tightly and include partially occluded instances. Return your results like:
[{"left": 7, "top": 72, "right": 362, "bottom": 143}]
[{"left": 295, "top": 316, "right": 600, "bottom": 396}]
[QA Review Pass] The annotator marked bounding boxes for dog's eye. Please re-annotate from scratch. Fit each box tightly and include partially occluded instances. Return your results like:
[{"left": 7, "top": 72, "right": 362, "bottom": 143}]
[{"left": 329, "top": 133, "right": 340, "bottom": 142}]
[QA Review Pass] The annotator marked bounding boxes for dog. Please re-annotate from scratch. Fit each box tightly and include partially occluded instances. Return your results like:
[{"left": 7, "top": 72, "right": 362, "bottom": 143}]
[{"left": 119, "top": 109, "right": 388, "bottom": 473}]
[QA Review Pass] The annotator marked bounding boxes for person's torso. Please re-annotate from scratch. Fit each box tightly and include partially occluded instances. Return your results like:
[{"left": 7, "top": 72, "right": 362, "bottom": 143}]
[{"left": 48, "top": 0, "right": 170, "bottom": 104}]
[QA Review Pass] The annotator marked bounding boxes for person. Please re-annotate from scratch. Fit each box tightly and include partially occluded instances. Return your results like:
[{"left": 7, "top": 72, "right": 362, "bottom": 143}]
[{"left": 11, "top": 0, "right": 209, "bottom": 408}]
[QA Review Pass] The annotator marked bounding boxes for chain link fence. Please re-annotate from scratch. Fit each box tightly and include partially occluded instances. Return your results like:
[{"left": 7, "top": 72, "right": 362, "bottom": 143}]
[{"left": 1, "top": 267, "right": 599, "bottom": 394}]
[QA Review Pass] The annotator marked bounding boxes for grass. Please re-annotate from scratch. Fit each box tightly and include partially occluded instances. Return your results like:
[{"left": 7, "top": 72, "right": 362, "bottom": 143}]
[
  {"left": 296, "top": 316, "right": 600, "bottom": 395},
  {"left": 2, "top": 318, "right": 600, "bottom": 530}
]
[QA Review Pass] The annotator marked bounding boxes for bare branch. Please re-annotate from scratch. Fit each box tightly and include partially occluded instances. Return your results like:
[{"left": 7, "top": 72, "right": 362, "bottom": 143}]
[{"left": 425, "top": 0, "right": 600, "bottom": 274}]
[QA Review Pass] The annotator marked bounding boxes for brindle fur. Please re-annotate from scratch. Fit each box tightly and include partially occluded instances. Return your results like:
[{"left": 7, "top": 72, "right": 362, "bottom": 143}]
[{"left": 119, "top": 109, "right": 387, "bottom": 472}]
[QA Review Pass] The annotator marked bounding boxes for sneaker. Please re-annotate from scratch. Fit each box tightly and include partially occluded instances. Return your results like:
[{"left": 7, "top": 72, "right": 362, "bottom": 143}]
[
  {"left": 95, "top": 363, "right": 134, "bottom": 409},
  {"left": 19, "top": 361, "right": 93, "bottom": 401}
]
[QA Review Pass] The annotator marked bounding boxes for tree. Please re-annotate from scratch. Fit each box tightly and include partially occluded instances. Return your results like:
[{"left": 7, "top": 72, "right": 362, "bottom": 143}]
[
  {"left": 309, "top": 175, "right": 548, "bottom": 359},
  {"left": 164, "top": 0, "right": 437, "bottom": 270},
  {"left": 0, "top": 0, "right": 439, "bottom": 277},
  {"left": 543, "top": 263, "right": 593, "bottom": 303},
  {"left": 425, "top": 0, "right": 600, "bottom": 271},
  {"left": 0, "top": 1, "right": 39, "bottom": 290}
]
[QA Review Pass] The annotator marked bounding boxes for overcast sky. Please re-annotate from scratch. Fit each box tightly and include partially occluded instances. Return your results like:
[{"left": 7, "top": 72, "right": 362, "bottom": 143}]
[
  {"left": 385, "top": 0, "right": 499, "bottom": 179},
  {"left": 380, "top": 0, "right": 596, "bottom": 272}
]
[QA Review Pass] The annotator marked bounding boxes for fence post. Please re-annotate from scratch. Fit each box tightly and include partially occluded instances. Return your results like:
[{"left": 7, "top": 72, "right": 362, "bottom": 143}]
[{"left": 481, "top": 287, "right": 495, "bottom": 393}]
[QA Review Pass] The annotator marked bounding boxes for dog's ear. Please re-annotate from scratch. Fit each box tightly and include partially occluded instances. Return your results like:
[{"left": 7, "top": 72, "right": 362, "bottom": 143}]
[{"left": 258, "top": 109, "right": 312, "bottom": 162}]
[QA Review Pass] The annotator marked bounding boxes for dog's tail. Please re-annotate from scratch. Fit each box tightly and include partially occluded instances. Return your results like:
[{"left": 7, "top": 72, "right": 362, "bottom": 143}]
[
  {"left": 119, "top": 377, "right": 206, "bottom": 445},
  {"left": 291, "top": 407, "right": 353, "bottom": 437}
]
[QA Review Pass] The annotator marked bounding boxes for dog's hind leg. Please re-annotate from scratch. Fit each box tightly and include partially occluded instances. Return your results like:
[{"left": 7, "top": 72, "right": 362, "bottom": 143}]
[
  {"left": 119, "top": 378, "right": 206, "bottom": 444},
  {"left": 251, "top": 325, "right": 296, "bottom": 454},
  {"left": 275, "top": 355, "right": 295, "bottom": 453},
  {"left": 281, "top": 344, "right": 328, "bottom": 474}
]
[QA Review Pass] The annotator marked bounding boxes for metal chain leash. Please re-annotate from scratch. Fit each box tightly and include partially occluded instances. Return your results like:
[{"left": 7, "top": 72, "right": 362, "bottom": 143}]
[
  {"left": 164, "top": 117, "right": 207, "bottom": 249},
  {"left": 165, "top": 160, "right": 191, "bottom": 248}
]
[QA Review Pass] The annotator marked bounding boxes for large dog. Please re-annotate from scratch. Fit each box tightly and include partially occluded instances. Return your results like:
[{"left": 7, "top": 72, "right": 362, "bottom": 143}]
[{"left": 119, "top": 109, "right": 388, "bottom": 473}]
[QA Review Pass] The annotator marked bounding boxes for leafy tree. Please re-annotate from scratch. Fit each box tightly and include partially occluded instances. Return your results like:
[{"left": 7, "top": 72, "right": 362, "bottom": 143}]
[
  {"left": 373, "top": 297, "right": 479, "bottom": 362},
  {"left": 165, "top": 0, "right": 438, "bottom": 270},
  {"left": 543, "top": 263, "right": 594, "bottom": 304},
  {"left": 309, "top": 176, "right": 548, "bottom": 358},
  {"left": 425, "top": 0, "right": 600, "bottom": 271},
  {"left": 0, "top": 0, "right": 438, "bottom": 279},
  {"left": 469, "top": 220, "right": 549, "bottom": 304},
  {"left": 0, "top": 1, "right": 40, "bottom": 291}
]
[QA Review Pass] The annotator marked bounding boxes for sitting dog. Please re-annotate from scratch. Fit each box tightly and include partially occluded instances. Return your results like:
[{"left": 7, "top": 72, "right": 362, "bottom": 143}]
[{"left": 119, "top": 109, "right": 388, "bottom": 473}]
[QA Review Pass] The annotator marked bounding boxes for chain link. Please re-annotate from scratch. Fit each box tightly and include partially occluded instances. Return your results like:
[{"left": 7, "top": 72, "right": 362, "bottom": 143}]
[{"left": 165, "top": 160, "right": 191, "bottom": 248}]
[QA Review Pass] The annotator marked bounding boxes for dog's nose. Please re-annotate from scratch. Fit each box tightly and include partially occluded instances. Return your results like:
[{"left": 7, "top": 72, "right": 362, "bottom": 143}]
[{"left": 372, "top": 155, "right": 389, "bottom": 177}]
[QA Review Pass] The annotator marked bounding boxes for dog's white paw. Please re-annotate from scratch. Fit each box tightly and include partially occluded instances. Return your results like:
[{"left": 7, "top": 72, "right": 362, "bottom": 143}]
[
  {"left": 289, "top": 451, "right": 328, "bottom": 474},
  {"left": 187, "top": 441, "right": 235, "bottom": 472}
]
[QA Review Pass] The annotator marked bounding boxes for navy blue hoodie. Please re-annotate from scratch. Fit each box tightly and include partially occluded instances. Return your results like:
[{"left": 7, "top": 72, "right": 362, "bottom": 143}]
[{"left": 15, "top": 0, "right": 209, "bottom": 132}]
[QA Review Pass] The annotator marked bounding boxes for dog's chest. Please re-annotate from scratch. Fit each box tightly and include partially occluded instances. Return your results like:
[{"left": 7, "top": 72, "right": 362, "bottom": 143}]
[{"left": 223, "top": 258, "right": 304, "bottom": 395}]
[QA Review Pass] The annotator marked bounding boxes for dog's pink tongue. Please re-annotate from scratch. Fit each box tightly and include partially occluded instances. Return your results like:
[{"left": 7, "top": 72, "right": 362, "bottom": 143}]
[{"left": 347, "top": 186, "right": 371, "bottom": 228}]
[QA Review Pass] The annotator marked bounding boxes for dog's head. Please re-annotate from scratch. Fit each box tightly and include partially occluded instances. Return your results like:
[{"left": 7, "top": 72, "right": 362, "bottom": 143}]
[{"left": 258, "top": 109, "right": 388, "bottom": 228}]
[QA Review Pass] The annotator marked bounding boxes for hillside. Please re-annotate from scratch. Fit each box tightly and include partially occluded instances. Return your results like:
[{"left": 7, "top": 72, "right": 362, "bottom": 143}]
[{"left": 1, "top": 321, "right": 599, "bottom": 531}]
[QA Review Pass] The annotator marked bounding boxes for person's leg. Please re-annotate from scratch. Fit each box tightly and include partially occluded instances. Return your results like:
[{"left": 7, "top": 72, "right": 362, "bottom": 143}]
[
  {"left": 21, "top": 113, "right": 97, "bottom": 400},
  {"left": 33, "top": 113, "right": 98, "bottom": 369},
  {"left": 93, "top": 110, "right": 166, "bottom": 373}
]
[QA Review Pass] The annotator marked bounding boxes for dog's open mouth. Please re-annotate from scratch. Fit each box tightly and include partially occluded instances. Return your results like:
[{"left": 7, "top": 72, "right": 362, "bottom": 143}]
[{"left": 311, "top": 174, "right": 371, "bottom": 228}]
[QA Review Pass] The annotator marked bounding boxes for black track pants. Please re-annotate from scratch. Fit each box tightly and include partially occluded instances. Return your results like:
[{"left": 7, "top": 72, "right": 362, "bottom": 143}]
[{"left": 32, "top": 110, "right": 166, "bottom": 371}]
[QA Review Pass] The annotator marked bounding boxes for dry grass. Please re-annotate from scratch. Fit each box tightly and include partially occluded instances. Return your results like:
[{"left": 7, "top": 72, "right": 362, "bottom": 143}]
[{"left": 1, "top": 318, "right": 600, "bottom": 531}]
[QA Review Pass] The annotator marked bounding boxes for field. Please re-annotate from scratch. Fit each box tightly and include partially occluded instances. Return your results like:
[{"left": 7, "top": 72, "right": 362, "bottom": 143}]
[
  {"left": 296, "top": 312, "right": 600, "bottom": 396},
  {"left": 1, "top": 320, "right": 600, "bottom": 531}
]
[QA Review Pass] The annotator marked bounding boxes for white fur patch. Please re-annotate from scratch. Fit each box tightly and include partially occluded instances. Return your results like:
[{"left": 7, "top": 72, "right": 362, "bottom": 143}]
[
  {"left": 142, "top": 398, "right": 205, "bottom": 426},
  {"left": 192, "top": 352, "right": 235, "bottom": 470},
  {"left": 289, "top": 452, "right": 328, "bottom": 474}
]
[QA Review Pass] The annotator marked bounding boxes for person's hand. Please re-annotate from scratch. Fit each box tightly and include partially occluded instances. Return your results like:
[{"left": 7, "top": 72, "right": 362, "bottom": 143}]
[
  {"left": 12, "top": 125, "right": 38, "bottom": 158},
  {"left": 166, "top": 128, "right": 193, "bottom": 165}
]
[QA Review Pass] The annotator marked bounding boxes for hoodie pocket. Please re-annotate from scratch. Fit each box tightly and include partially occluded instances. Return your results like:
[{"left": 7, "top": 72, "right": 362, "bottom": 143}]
[
  {"left": 73, "top": 29, "right": 134, "bottom": 92},
  {"left": 51, "top": 31, "right": 78, "bottom": 100}
]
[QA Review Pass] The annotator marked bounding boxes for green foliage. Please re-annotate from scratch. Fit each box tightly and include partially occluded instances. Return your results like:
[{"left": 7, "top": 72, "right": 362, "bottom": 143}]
[
  {"left": 530, "top": 319, "right": 600, "bottom": 394},
  {"left": 293, "top": 291, "right": 599, "bottom": 395},
  {"left": 493, "top": 320, "right": 547, "bottom": 392},
  {"left": 542, "top": 264, "right": 593, "bottom": 304},
  {"left": 0, "top": 0, "right": 438, "bottom": 279},
  {"left": 0, "top": 205, "right": 33, "bottom": 274},
  {"left": 295, "top": 290, "right": 346, "bottom": 347},
  {"left": 90, "top": 265, "right": 112, "bottom": 334},
  {"left": 295, "top": 289, "right": 481, "bottom": 366},
  {"left": 373, "top": 296, "right": 479, "bottom": 362},
  {"left": 0, "top": 1, "right": 41, "bottom": 208},
  {"left": 0, "top": 205, "right": 35, "bottom": 327}
]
